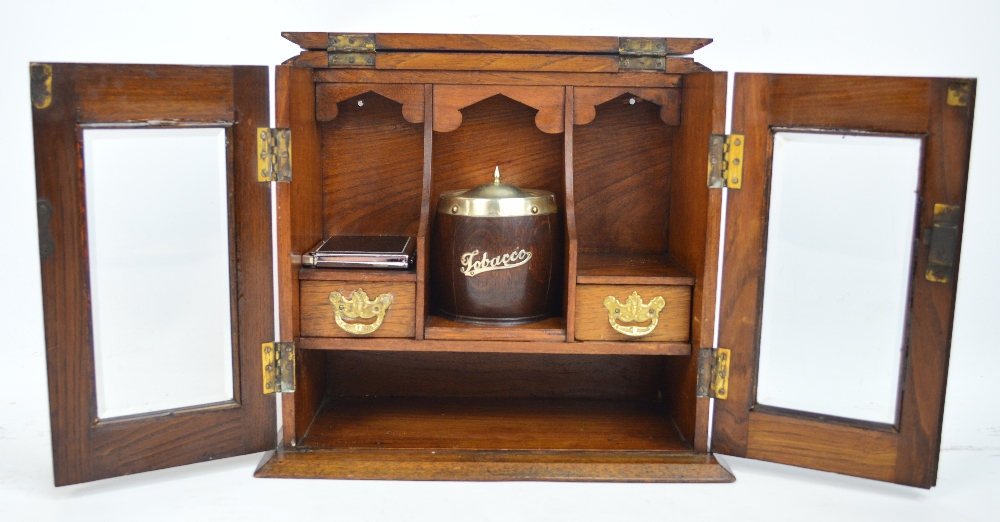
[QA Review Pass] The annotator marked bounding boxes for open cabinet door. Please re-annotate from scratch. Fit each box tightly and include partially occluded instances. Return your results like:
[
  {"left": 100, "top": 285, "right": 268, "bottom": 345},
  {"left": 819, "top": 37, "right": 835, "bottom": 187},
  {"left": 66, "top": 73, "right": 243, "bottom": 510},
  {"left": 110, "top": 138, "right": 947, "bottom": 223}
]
[
  {"left": 32, "top": 63, "right": 276, "bottom": 486},
  {"left": 713, "top": 73, "right": 975, "bottom": 488}
]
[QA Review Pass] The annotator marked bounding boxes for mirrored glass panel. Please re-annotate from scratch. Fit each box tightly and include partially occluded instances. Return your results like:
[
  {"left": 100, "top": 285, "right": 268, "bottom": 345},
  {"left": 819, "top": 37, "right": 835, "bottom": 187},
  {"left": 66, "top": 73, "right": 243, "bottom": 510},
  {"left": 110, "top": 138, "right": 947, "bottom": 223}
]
[
  {"left": 755, "top": 132, "right": 922, "bottom": 424},
  {"left": 83, "top": 128, "right": 234, "bottom": 420}
]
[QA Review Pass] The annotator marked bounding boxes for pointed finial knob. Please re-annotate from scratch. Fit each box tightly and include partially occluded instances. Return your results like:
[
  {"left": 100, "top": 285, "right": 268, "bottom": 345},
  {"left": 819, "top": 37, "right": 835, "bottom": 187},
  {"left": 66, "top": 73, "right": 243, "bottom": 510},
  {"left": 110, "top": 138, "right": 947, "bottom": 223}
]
[{"left": 494, "top": 166, "right": 501, "bottom": 185}]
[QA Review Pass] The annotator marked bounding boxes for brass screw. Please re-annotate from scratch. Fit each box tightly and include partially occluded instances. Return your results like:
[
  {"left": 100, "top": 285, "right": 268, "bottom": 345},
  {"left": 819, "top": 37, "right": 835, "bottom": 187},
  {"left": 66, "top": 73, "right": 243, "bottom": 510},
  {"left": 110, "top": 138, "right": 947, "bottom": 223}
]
[
  {"left": 531, "top": 206, "right": 538, "bottom": 214},
  {"left": 734, "top": 138, "right": 742, "bottom": 146},
  {"left": 451, "top": 205, "right": 459, "bottom": 214}
]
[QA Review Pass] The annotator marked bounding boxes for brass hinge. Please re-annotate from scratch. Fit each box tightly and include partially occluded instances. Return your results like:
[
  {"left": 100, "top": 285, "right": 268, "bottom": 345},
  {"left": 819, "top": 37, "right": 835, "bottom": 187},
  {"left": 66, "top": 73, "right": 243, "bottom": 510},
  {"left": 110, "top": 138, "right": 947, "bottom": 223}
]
[
  {"left": 262, "top": 342, "right": 295, "bottom": 394},
  {"left": 707, "top": 134, "right": 744, "bottom": 189},
  {"left": 257, "top": 128, "right": 292, "bottom": 183},
  {"left": 947, "top": 80, "right": 972, "bottom": 107},
  {"left": 696, "top": 348, "right": 731, "bottom": 400},
  {"left": 618, "top": 37, "right": 666, "bottom": 71},
  {"left": 30, "top": 63, "right": 52, "bottom": 110},
  {"left": 328, "top": 33, "right": 376, "bottom": 68},
  {"left": 925, "top": 203, "right": 962, "bottom": 283}
]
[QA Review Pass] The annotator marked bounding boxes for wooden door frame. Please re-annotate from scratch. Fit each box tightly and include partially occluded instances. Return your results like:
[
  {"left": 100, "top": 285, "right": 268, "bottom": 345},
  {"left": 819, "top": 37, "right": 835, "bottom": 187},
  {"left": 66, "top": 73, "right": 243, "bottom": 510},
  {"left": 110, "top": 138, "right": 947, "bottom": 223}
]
[
  {"left": 33, "top": 63, "right": 275, "bottom": 486},
  {"left": 713, "top": 73, "right": 975, "bottom": 488}
]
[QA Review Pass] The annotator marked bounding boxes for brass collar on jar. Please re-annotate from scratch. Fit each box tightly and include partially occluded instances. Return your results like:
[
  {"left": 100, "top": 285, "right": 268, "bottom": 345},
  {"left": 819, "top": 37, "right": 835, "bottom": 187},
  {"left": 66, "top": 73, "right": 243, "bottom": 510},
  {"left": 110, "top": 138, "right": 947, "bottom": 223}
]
[{"left": 437, "top": 167, "right": 558, "bottom": 218}]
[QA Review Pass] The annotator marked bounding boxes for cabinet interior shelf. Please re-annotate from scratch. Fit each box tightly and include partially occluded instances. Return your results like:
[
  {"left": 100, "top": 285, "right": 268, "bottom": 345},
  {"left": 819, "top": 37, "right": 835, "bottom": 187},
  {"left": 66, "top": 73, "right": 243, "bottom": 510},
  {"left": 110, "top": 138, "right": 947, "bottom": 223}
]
[
  {"left": 297, "top": 397, "right": 691, "bottom": 452},
  {"left": 298, "top": 337, "right": 691, "bottom": 355},
  {"left": 576, "top": 251, "right": 695, "bottom": 285}
]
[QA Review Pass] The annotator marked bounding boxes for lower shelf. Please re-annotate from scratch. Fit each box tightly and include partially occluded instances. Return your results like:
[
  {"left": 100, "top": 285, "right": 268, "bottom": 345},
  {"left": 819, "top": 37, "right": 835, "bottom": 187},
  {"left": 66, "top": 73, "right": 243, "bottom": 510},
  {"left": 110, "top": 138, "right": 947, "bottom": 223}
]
[
  {"left": 258, "top": 396, "right": 732, "bottom": 482},
  {"left": 297, "top": 397, "right": 689, "bottom": 451},
  {"left": 255, "top": 448, "right": 735, "bottom": 482}
]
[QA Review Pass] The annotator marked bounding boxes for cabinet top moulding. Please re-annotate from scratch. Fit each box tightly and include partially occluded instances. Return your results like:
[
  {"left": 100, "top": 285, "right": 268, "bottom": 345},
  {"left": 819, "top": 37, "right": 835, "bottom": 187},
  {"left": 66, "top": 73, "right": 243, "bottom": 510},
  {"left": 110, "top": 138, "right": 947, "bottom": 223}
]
[
  {"left": 282, "top": 32, "right": 713, "bottom": 55},
  {"left": 283, "top": 32, "right": 712, "bottom": 74}
]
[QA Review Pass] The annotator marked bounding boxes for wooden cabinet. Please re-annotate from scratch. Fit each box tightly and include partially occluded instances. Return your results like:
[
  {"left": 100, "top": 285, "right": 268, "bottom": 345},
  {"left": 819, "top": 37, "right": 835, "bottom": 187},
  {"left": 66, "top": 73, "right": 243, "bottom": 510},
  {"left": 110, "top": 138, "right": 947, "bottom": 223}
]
[{"left": 31, "top": 33, "right": 975, "bottom": 489}]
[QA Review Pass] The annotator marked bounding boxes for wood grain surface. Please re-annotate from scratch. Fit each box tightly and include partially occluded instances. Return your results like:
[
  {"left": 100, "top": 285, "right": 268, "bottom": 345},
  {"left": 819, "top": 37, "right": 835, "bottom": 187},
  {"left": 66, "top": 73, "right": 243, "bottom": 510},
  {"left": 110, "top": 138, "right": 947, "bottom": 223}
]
[
  {"left": 575, "top": 285, "right": 691, "bottom": 342},
  {"left": 314, "top": 69, "right": 683, "bottom": 88},
  {"left": 320, "top": 351, "right": 666, "bottom": 399},
  {"left": 300, "top": 337, "right": 690, "bottom": 356},
  {"left": 320, "top": 91, "right": 424, "bottom": 237},
  {"left": 431, "top": 213, "right": 562, "bottom": 325},
  {"left": 377, "top": 52, "right": 620, "bottom": 73},
  {"left": 713, "top": 74, "right": 976, "bottom": 488},
  {"left": 283, "top": 32, "right": 712, "bottom": 55},
  {"left": 576, "top": 251, "right": 695, "bottom": 285},
  {"left": 288, "top": 51, "right": 709, "bottom": 75},
  {"left": 275, "top": 65, "right": 325, "bottom": 446},
  {"left": 298, "top": 397, "right": 690, "bottom": 451},
  {"left": 563, "top": 86, "right": 579, "bottom": 341},
  {"left": 433, "top": 84, "right": 565, "bottom": 133},
  {"left": 573, "top": 94, "right": 674, "bottom": 253},
  {"left": 747, "top": 411, "right": 899, "bottom": 482},
  {"left": 316, "top": 83, "right": 424, "bottom": 123},
  {"left": 298, "top": 267, "right": 416, "bottom": 282},
  {"left": 661, "top": 72, "right": 727, "bottom": 453},
  {"left": 300, "top": 281, "right": 415, "bottom": 338},
  {"left": 424, "top": 316, "right": 566, "bottom": 341},
  {"left": 255, "top": 448, "right": 734, "bottom": 482},
  {"left": 34, "top": 64, "right": 275, "bottom": 486},
  {"left": 574, "top": 87, "right": 680, "bottom": 126}
]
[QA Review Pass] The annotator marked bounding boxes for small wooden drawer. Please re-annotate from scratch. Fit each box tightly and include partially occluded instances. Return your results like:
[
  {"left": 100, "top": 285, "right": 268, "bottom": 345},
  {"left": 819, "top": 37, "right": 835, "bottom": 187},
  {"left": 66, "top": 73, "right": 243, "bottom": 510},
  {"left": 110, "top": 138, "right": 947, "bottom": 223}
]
[
  {"left": 575, "top": 285, "right": 690, "bottom": 342},
  {"left": 300, "top": 281, "right": 416, "bottom": 338}
]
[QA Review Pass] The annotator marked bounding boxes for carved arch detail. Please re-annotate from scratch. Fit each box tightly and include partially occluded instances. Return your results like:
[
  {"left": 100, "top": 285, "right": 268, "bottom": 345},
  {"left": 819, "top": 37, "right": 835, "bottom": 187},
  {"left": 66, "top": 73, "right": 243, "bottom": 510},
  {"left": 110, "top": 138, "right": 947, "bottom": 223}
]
[
  {"left": 433, "top": 85, "right": 565, "bottom": 134},
  {"left": 316, "top": 83, "right": 424, "bottom": 124},
  {"left": 573, "top": 87, "right": 680, "bottom": 126}
]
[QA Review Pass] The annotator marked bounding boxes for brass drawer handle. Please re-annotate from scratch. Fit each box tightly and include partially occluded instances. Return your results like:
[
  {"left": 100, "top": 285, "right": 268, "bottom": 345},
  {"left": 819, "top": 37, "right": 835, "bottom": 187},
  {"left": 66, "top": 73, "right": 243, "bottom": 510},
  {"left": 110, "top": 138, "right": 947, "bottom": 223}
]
[
  {"left": 329, "top": 288, "right": 393, "bottom": 335},
  {"left": 603, "top": 291, "right": 665, "bottom": 337}
]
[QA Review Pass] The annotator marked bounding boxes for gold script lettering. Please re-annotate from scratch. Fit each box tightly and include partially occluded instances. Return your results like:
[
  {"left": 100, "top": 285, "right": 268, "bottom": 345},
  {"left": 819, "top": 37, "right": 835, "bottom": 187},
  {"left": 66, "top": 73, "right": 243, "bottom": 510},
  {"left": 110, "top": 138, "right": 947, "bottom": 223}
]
[{"left": 459, "top": 248, "right": 532, "bottom": 277}]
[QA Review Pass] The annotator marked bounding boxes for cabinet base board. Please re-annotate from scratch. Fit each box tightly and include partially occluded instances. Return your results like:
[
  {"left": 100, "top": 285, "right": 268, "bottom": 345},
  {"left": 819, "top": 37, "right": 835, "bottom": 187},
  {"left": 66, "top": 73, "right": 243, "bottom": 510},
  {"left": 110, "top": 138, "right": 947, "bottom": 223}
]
[{"left": 255, "top": 448, "right": 735, "bottom": 482}]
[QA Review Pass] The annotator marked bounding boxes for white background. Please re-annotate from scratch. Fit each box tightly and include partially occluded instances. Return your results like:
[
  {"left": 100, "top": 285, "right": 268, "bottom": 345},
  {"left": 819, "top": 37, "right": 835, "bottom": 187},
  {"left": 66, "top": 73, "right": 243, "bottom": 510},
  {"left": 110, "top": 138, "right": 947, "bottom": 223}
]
[{"left": 1, "top": 1, "right": 998, "bottom": 520}]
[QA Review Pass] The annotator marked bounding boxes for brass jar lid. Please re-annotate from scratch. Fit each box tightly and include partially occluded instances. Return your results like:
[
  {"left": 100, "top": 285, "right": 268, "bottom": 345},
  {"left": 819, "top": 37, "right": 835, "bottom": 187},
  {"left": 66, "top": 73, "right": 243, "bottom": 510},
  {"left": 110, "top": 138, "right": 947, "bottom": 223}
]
[{"left": 437, "top": 167, "right": 558, "bottom": 218}]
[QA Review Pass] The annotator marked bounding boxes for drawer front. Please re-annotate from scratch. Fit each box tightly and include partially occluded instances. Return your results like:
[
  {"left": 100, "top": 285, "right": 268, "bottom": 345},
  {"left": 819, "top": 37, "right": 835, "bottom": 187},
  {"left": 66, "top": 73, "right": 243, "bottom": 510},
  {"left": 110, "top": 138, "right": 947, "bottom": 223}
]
[
  {"left": 575, "top": 285, "right": 690, "bottom": 342},
  {"left": 300, "top": 281, "right": 416, "bottom": 338}
]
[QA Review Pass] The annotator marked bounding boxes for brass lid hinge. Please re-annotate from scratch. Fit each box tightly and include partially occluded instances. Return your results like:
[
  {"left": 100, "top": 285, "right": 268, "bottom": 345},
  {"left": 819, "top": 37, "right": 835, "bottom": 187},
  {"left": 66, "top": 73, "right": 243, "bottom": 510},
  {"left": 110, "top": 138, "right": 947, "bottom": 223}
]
[
  {"left": 262, "top": 342, "right": 295, "bottom": 394},
  {"left": 328, "top": 33, "right": 376, "bottom": 68},
  {"left": 618, "top": 37, "right": 667, "bottom": 71},
  {"left": 257, "top": 128, "right": 292, "bottom": 183},
  {"left": 696, "top": 348, "right": 731, "bottom": 400},
  {"left": 707, "top": 134, "right": 744, "bottom": 189}
]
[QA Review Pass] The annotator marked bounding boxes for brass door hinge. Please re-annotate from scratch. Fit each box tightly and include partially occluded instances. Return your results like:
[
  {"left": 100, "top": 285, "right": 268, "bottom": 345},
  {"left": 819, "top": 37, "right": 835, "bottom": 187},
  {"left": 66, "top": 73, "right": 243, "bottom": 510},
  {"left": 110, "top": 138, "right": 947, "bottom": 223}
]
[
  {"left": 328, "top": 33, "right": 376, "bottom": 68},
  {"left": 925, "top": 203, "right": 962, "bottom": 283},
  {"left": 707, "top": 134, "right": 744, "bottom": 189},
  {"left": 619, "top": 37, "right": 666, "bottom": 71},
  {"left": 30, "top": 63, "right": 53, "bottom": 110},
  {"left": 262, "top": 342, "right": 295, "bottom": 394},
  {"left": 257, "top": 128, "right": 292, "bottom": 183},
  {"left": 696, "top": 348, "right": 731, "bottom": 400},
  {"left": 947, "top": 80, "right": 972, "bottom": 107}
]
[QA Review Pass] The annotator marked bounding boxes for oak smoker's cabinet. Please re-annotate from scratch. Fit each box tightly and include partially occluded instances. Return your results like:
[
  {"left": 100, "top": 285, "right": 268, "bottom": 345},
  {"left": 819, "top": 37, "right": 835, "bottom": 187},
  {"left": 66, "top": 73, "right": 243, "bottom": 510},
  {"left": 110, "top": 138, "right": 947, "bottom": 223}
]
[{"left": 32, "top": 33, "right": 975, "bottom": 488}]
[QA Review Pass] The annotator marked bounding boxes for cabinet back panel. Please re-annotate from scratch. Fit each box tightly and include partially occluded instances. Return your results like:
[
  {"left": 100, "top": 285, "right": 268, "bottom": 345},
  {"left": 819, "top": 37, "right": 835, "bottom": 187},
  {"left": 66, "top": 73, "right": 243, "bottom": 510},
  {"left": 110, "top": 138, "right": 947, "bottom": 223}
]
[
  {"left": 574, "top": 95, "right": 674, "bottom": 253},
  {"left": 431, "top": 95, "right": 565, "bottom": 212},
  {"left": 323, "top": 351, "right": 662, "bottom": 400},
  {"left": 320, "top": 92, "right": 424, "bottom": 237}
]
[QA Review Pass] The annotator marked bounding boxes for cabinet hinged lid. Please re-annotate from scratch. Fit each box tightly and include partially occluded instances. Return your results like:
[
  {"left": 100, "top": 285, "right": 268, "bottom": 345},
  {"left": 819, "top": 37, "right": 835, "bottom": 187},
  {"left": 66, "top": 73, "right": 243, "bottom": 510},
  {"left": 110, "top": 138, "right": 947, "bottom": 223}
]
[
  {"left": 707, "top": 134, "right": 744, "bottom": 189},
  {"left": 262, "top": 342, "right": 296, "bottom": 394},
  {"left": 696, "top": 348, "right": 731, "bottom": 400},
  {"left": 257, "top": 127, "right": 292, "bottom": 183}
]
